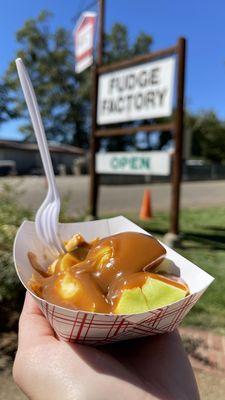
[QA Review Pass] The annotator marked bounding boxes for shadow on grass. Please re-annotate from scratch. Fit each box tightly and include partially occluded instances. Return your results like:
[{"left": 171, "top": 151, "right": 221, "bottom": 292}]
[
  {"left": 139, "top": 227, "right": 167, "bottom": 236},
  {"left": 140, "top": 225, "right": 225, "bottom": 251},
  {"left": 183, "top": 232, "right": 225, "bottom": 251},
  {"left": 203, "top": 226, "right": 225, "bottom": 233}
]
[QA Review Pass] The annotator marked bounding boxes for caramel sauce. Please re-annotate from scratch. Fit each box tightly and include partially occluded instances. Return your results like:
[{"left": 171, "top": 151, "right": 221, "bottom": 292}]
[
  {"left": 28, "top": 232, "right": 175, "bottom": 314},
  {"left": 107, "top": 272, "right": 150, "bottom": 308},
  {"left": 74, "top": 232, "right": 166, "bottom": 293},
  {"left": 41, "top": 272, "right": 110, "bottom": 313}
]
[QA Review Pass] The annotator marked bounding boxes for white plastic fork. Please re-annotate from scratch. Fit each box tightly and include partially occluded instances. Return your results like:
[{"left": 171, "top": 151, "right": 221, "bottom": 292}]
[{"left": 16, "top": 58, "right": 65, "bottom": 256}]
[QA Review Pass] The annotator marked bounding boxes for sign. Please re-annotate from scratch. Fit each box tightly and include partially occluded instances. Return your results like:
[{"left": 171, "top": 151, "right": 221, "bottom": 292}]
[
  {"left": 97, "top": 57, "right": 175, "bottom": 125},
  {"left": 96, "top": 152, "right": 170, "bottom": 175},
  {"left": 74, "top": 12, "right": 96, "bottom": 73},
  {"left": 90, "top": 38, "right": 186, "bottom": 236}
]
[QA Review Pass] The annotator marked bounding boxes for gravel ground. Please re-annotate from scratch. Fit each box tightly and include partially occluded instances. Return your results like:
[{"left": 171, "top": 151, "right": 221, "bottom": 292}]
[{"left": 0, "top": 371, "right": 26, "bottom": 400}]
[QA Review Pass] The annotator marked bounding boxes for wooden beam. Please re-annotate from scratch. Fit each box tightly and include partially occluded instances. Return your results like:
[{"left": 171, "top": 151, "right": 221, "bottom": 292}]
[
  {"left": 97, "top": 45, "right": 177, "bottom": 74},
  {"left": 89, "top": 0, "right": 105, "bottom": 218},
  {"left": 170, "top": 38, "right": 186, "bottom": 235},
  {"left": 97, "top": 0, "right": 105, "bottom": 65},
  {"left": 95, "top": 122, "right": 174, "bottom": 137},
  {"left": 89, "top": 66, "right": 99, "bottom": 218}
]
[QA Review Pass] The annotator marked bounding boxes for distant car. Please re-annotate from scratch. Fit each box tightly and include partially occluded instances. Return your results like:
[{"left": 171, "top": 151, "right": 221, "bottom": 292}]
[
  {"left": 0, "top": 160, "right": 17, "bottom": 176},
  {"left": 185, "top": 159, "right": 206, "bottom": 166}
]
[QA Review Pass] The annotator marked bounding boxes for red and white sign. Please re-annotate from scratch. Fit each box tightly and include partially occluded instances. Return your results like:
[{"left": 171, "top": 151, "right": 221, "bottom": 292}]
[{"left": 74, "top": 12, "right": 96, "bottom": 73}]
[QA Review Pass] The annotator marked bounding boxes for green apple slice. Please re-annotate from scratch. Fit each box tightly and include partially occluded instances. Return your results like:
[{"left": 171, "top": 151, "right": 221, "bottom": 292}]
[
  {"left": 114, "top": 287, "right": 149, "bottom": 314},
  {"left": 142, "top": 277, "right": 186, "bottom": 310}
]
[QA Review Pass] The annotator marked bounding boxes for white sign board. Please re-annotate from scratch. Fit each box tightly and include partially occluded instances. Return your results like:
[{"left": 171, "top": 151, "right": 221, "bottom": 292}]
[
  {"left": 74, "top": 12, "right": 96, "bottom": 73},
  {"left": 96, "top": 152, "right": 170, "bottom": 175},
  {"left": 97, "top": 57, "right": 175, "bottom": 125}
]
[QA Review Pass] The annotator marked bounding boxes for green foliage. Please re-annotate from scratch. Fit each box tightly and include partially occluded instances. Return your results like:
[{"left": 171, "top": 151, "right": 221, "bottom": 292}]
[
  {"left": 0, "top": 184, "right": 32, "bottom": 302},
  {"left": 4, "top": 11, "right": 89, "bottom": 147},
  {"left": 0, "top": 83, "right": 16, "bottom": 124},
  {"left": 104, "top": 23, "right": 130, "bottom": 62},
  {"left": 131, "top": 32, "right": 153, "bottom": 56},
  {"left": 0, "top": 182, "right": 75, "bottom": 305},
  {"left": 2, "top": 13, "right": 152, "bottom": 148},
  {"left": 186, "top": 111, "right": 225, "bottom": 163},
  {"left": 2, "top": 12, "right": 153, "bottom": 150},
  {"left": 104, "top": 23, "right": 153, "bottom": 63}
]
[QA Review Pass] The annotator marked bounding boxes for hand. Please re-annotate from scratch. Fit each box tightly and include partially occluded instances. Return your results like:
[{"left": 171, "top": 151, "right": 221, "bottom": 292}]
[{"left": 13, "top": 292, "right": 200, "bottom": 400}]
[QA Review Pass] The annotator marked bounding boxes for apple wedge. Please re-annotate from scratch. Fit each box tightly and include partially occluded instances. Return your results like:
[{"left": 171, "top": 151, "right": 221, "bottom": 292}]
[
  {"left": 114, "top": 287, "right": 149, "bottom": 314},
  {"left": 114, "top": 273, "right": 188, "bottom": 314},
  {"left": 142, "top": 276, "right": 187, "bottom": 311}
]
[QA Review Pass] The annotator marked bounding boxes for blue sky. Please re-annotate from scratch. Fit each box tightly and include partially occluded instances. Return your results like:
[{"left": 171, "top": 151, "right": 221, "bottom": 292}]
[{"left": 0, "top": 0, "right": 225, "bottom": 140}]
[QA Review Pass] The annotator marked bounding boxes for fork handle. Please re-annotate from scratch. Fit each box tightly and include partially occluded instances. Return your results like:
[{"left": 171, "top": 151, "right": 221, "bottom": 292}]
[{"left": 16, "top": 58, "right": 59, "bottom": 199}]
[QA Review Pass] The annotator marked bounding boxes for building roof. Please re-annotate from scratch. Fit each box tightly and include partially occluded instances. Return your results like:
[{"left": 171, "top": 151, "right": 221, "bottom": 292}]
[{"left": 0, "top": 140, "right": 85, "bottom": 155}]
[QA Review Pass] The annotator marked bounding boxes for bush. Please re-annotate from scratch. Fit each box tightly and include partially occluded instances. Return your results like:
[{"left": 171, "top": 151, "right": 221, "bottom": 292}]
[
  {"left": 0, "top": 182, "right": 72, "bottom": 305},
  {"left": 0, "top": 183, "right": 32, "bottom": 303}
]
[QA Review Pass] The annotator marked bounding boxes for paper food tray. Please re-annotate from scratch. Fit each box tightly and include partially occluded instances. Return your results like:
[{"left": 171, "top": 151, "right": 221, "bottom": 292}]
[{"left": 13, "top": 216, "right": 214, "bottom": 345}]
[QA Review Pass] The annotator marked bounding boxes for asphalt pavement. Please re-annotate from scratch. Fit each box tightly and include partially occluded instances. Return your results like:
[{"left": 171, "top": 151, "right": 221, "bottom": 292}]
[{"left": 1, "top": 176, "right": 225, "bottom": 216}]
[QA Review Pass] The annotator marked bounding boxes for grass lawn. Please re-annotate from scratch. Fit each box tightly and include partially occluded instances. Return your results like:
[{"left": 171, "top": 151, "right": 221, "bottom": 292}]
[{"left": 114, "top": 208, "right": 225, "bottom": 335}]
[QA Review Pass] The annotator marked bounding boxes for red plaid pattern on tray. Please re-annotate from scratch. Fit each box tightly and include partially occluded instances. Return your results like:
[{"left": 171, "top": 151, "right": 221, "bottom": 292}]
[{"left": 35, "top": 290, "right": 204, "bottom": 345}]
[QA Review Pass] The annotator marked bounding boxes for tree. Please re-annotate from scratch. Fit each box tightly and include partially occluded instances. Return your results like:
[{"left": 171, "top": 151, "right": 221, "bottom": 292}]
[
  {"left": 104, "top": 24, "right": 153, "bottom": 64},
  {"left": 0, "top": 83, "right": 15, "bottom": 124},
  {"left": 3, "top": 13, "right": 153, "bottom": 149},
  {"left": 131, "top": 32, "right": 153, "bottom": 56},
  {"left": 186, "top": 111, "right": 225, "bottom": 163},
  {"left": 4, "top": 11, "right": 89, "bottom": 147},
  {"left": 104, "top": 23, "right": 130, "bottom": 63}
]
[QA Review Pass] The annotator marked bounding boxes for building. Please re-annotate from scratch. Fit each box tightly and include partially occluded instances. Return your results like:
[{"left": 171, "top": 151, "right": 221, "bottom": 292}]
[{"left": 0, "top": 140, "right": 86, "bottom": 175}]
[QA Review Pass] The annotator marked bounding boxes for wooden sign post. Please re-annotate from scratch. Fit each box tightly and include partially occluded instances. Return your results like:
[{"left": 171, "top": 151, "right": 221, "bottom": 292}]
[
  {"left": 170, "top": 38, "right": 186, "bottom": 236},
  {"left": 90, "top": 29, "right": 186, "bottom": 238}
]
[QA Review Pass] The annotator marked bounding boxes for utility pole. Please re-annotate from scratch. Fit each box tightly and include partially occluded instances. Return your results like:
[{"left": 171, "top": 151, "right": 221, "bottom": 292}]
[{"left": 89, "top": 0, "right": 105, "bottom": 218}]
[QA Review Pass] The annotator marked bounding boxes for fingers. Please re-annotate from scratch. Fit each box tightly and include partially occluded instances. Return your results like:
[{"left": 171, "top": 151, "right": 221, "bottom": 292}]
[{"left": 18, "top": 291, "right": 56, "bottom": 349}]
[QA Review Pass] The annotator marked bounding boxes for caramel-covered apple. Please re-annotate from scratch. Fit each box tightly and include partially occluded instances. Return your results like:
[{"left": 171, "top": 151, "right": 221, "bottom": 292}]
[
  {"left": 84, "top": 232, "right": 166, "bottom": 292},
  {"left": 28, "top": 231, "right": 189, "bottom": 314},
  {"left": 110, "top": 272, "right": 188, "bottom": 314}
]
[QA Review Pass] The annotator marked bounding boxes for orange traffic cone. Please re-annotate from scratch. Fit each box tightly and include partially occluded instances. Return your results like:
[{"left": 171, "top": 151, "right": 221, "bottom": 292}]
[{"left": 139, "top": 189, "right": 153, "bottom": 220}]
